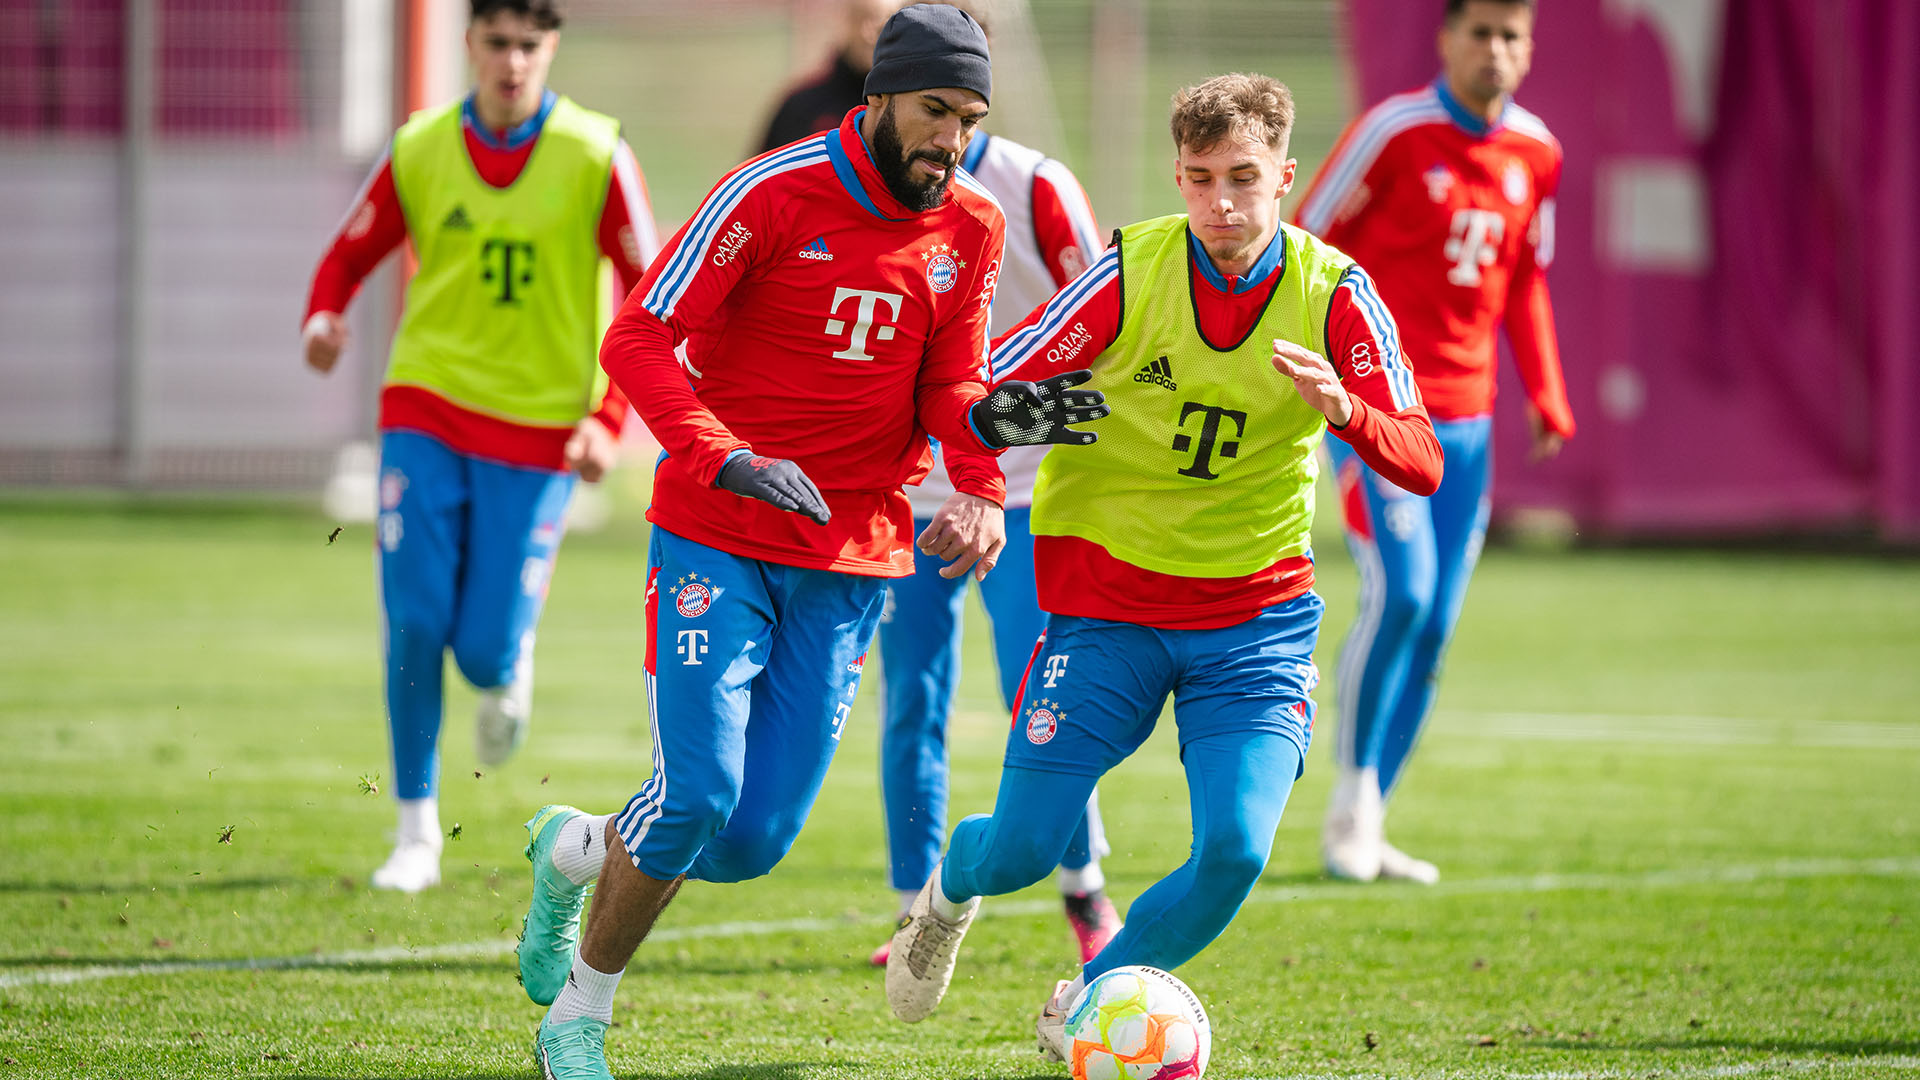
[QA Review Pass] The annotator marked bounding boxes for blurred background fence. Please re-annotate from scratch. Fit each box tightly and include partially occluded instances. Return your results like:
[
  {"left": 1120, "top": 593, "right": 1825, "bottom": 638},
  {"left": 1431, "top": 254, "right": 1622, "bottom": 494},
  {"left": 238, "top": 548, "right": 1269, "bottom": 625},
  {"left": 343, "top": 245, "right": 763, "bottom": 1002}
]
[{"left": 2, "top": 0, "right": 1915, "bottom": 541}]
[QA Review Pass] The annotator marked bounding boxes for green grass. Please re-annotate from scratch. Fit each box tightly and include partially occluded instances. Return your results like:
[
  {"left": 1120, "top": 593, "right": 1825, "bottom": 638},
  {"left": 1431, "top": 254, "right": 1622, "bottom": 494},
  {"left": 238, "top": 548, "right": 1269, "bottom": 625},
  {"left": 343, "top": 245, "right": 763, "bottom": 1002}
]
[{"left": 1, "top": 491, "right": 1918, "bottom": 1079}]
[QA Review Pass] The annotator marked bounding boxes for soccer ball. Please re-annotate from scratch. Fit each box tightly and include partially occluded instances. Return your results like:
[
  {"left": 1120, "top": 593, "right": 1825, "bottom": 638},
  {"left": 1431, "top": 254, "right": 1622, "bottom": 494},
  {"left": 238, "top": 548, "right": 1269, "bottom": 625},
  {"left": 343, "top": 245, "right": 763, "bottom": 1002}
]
[{"left": 1064, "top": 965, "right": 1211, "bottom": 1080}]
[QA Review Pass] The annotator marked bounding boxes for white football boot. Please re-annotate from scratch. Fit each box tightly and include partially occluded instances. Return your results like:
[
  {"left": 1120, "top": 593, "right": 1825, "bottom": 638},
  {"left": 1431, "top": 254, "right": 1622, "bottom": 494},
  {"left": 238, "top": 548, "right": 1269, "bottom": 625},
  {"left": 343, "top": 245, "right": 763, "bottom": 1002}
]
[
  {"left": 1377, "top": 839, "right": 1440, "bottom": 885},
  {"left": 885, "top": 866, "right": 979, "bottom": 1022},
  {"left": 1322, "top": 765, "right": 1384, "bottom": 882},
  {"left": 1036, "top": 978, "right": 1076, "bottom": 1061},
  {"left": 476, "top": 655, "right": 533, "bottom": 767},
  {"left": 370, "top": 836, "right": 443, "bottom": 893}
]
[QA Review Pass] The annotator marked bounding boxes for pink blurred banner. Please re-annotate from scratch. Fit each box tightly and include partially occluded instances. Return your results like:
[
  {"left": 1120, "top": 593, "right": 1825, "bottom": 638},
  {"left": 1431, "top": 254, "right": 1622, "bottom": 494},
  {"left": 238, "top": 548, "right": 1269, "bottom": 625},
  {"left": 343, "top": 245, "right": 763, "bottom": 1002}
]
[{"left": 1337, "top": 0, "right": 1920, "bottom": 539}]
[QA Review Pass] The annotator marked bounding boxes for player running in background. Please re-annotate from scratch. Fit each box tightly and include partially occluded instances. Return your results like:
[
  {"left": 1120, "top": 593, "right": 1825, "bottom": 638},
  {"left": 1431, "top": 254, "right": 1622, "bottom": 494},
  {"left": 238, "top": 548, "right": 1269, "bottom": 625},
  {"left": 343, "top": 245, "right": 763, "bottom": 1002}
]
[
  {"left": 1292, "top": 0, "right": 1571, "bottom": 885},
  {"left": 885, "top": 74, "right": 1442, "bottom": 1057},
  {"left": 301, "top": 0, "right": 659, "bottom": 894},
  {"left": 510, "top": 9, "right": 1107, "bottom": 1077},
  {"left": 870, "top": 27, "right": 1119, "bottom": 968}
]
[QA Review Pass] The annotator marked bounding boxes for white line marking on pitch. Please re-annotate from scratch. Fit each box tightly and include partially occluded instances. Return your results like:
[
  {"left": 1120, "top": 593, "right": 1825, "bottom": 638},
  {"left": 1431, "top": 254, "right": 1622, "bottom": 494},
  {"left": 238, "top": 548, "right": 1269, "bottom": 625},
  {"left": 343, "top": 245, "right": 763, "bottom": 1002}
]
[
  {"left": 1259, "top": 1055, "right": 1920, "bottom": 1079},
  {"left": 1438, "top": 710, "right": 1920, "bottom": 750},
  {"left": 3, "top": 856, "right": 1916, "bottom": 990}
]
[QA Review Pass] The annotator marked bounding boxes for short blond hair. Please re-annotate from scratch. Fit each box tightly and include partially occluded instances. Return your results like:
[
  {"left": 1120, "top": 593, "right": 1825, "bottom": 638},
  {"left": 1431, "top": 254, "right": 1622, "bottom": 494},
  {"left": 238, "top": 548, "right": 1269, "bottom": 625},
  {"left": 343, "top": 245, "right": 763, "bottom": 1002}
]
[{"left": 1170, "top": 73, "right": 1295, "bottom": 154}]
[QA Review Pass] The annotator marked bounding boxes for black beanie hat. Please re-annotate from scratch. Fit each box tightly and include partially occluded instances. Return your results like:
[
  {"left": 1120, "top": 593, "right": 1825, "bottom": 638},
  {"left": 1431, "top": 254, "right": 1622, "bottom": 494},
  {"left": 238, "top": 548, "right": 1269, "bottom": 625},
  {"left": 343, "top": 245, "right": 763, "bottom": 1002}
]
[{"left": 863, "top": 5, "right": 991, "bottom": 105}]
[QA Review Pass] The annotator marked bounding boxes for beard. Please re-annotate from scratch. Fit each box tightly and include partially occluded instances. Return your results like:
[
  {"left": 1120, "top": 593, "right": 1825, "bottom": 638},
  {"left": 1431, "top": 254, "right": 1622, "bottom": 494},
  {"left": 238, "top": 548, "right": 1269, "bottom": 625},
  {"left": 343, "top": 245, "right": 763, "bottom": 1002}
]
[{"left": 873, "top": 100, "right": 957, "bottom": 212}]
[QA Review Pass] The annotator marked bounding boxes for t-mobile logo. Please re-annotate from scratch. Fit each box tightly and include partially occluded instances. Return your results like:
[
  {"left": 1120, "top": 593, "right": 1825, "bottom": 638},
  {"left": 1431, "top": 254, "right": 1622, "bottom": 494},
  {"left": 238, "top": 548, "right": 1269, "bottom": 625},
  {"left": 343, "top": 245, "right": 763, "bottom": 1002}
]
[
  {"left": 1444, "top": 209, "right": 1506, "bottom": 287},
  {"left": 823, "top": 287, "right": 904, "bottom": 361},
  {"left": 1042, "top": 654, "right": 1069, "bottom": 688},
  {"left": 676, "top": 629, "right": 709, "bottom": 665}
]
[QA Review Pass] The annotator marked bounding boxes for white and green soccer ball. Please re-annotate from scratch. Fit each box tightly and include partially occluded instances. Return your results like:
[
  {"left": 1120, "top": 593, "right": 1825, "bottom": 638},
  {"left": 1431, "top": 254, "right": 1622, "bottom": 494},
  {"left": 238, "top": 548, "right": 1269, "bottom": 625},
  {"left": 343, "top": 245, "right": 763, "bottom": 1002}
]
[{"left": 1064, "top": 965, "right": 1212, "bottom": 1080}]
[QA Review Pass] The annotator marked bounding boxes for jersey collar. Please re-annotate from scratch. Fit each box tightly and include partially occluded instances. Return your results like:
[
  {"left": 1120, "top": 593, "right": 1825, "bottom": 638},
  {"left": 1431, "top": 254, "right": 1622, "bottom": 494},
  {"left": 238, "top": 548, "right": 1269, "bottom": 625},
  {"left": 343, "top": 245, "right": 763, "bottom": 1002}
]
[
  {"left": 824, "top": 106, "right": 928, "bottom": 223},
  {"left": 462, "top": 89, "right": 556, "bottom": 151},
  {"left": 1432, "top": 75, "right": 1509, "bottom": 138},
  {"left": 1186, "top": 225, "right": 1285, "bottom": 296}
]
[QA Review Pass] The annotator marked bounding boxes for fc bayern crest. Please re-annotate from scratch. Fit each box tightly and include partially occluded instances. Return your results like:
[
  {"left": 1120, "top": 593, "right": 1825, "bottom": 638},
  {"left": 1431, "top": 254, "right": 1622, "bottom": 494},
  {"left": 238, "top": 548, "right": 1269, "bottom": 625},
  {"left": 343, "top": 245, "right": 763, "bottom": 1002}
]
[
  {"left": 922, "top": 242, "right": 964, "bottom": 293},
  {"left": 1025, "top": 698, "right": 1063, "bottom": 745},
  {"left": 671, "top": 575, "right": 713, "bottom": 618},
  {"left": 1503, "top": 161, "right": 1530, "bottom": 205}
]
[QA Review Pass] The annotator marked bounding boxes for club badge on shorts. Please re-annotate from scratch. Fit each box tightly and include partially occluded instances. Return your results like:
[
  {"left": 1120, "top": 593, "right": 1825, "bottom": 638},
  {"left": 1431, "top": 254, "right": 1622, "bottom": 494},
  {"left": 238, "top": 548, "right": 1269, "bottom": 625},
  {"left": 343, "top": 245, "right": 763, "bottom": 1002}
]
[
  {"left": 1024, "top": 698, "right": 1063, "bottom": 745},
  {"left": 670, "top": 574, "right": 713, "bottom": 618}
]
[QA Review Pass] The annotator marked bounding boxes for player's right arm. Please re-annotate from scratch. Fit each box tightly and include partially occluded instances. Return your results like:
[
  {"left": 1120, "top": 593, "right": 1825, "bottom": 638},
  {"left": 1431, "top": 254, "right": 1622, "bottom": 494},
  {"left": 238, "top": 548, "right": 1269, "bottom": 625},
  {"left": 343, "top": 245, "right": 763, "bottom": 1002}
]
[
  {"left": 599, "top": 161, "right": 831, "bottom": 522},
  {"left": 984, "top": 246, "right": 1123, "bottom": 387},
  {"left": 302, "top": 149, "right": 408, "bottom": 374}
]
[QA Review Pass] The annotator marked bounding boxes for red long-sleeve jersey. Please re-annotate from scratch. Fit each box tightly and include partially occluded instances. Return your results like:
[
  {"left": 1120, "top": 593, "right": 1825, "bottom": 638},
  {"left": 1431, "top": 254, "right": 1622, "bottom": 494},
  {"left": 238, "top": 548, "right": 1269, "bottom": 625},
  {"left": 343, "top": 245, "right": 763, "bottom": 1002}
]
[
  {"left": 987, "top": 228, "right": 1443, "bottom": 629},
  {"left": 304, "top": 92, "right": 661, "bottom": 470},
  {"left": 602, "top": 107, "right": 1006, "bottom": 578},
  {"left": 1294, "top": 79, "right": 1572, "bottom": 436}
]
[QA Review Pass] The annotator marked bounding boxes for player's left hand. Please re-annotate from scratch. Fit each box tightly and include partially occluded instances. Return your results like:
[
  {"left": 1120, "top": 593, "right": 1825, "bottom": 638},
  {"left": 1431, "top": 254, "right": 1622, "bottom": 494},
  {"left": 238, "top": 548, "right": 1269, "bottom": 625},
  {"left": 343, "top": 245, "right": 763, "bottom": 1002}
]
[
  {"left": 564, "top": 417, "right": 619, "bottom": 483},
  {"left": 918, "top": 492, "right": 1006, "bottom": 582},
  {"left": 1272, "top": 339, "right": 1353, "bottom": 427},
  {"left": 1526, "top": 406, "right": 1565, "bottom": 463}
]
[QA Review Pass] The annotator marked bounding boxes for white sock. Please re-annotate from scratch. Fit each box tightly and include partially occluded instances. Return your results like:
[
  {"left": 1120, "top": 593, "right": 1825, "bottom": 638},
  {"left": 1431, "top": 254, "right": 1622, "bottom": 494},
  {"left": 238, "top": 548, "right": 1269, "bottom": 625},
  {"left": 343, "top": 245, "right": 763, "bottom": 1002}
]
[
  {"left": 547, "top": 955, "right": 624, "bottom": 1025},
  {"left": 551, "top": 813, "right": 611, "bottom": 886},
  {"left": 930, "top": 862, "right": 978, "bottom": 921},
  {"left": 1058, "top": 860, "right": 1105, "bottom": 896},
  {"left": 896, "top": 888, "right": 919, "bottom": 918},
  {"left": 397, "top": 797, "right": 441, "bottom": 845},
  {"left": 1061, "top": 973, "right": 1087, "bottom": 1007}
]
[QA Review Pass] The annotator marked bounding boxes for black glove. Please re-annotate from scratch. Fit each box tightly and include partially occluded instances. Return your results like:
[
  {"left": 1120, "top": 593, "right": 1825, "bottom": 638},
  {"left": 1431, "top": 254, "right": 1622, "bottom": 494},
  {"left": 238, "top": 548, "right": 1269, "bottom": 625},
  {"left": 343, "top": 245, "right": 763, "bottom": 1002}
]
[
  {"left": 969, "top": 369, "right": 1110, "bottom": 448},
  {"left": 715, "top": 454, "right": 831, "bottom": 526}
]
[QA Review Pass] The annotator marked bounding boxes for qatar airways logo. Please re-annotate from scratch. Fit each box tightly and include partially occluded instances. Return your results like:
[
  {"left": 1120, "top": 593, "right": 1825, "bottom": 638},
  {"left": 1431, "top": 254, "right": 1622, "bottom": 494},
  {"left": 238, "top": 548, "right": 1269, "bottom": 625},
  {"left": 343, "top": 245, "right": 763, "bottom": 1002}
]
[
  {"left": 711, "top": 221, "right": 752, "bottom": 267},
  {"left": 824, "top": 287, "right": 904, "bottom": 361},
  {"left": 1046, "top": 322, "right": 1094, "bottom": 367}
]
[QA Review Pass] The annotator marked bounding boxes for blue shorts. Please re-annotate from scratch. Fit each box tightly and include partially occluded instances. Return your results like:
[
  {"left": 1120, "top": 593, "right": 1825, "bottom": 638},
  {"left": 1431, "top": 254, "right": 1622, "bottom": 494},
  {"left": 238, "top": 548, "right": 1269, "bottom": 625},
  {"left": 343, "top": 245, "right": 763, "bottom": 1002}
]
[
  {"left": 614, "top": 526, "right": 887, "bottom": 883},
  {"left": 1004, "top": 592, "right": 1323, "bottom": 779}
]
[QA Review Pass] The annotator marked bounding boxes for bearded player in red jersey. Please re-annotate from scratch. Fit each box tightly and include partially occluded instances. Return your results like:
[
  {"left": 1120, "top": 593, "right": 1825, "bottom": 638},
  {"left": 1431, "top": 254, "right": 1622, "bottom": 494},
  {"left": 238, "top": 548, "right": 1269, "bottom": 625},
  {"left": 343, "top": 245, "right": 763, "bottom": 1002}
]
[
  {"left": 508, "top": 8, "right": 1106, "bottom": 1077},
  {"left": 1293, "top": 0, "right": 1574, "bottom": 885}
]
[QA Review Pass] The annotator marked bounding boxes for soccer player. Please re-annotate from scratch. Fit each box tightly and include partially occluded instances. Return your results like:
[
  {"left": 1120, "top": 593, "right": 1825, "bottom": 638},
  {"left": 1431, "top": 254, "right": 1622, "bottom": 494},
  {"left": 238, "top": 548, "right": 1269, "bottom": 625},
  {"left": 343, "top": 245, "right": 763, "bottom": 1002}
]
[
  {"left": 1292, "top": 0, "right": 1572, "bottom": 884},
  {"left": 301, "top": 0, "right": 659, "bottom": 894},
  {"left": 510, "top": 9, "right": 1106, "bottom": 1077},
  {"left": 870, "top": 107, "right": 1120, "bottom": 969},
  {"left": 884, "top": 73, "right": 1443, "bottom": 1057},
  {"left": 755, "top": 0, "right": 900, "bottom": 154}
]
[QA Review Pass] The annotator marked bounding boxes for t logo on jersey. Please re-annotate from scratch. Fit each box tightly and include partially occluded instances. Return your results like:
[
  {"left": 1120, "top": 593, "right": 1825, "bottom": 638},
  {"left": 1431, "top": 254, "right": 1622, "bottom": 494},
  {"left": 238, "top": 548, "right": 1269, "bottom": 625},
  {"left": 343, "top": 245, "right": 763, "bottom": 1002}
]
[
  {"left": 824, "top": 287, "right": 904, "bottom": 361},
  {"left": 481, "top": 239, "right": 535, "bottom": 304},
  {"left": 676, "top": 629, "right": 709, "bottom": 665},
  {"left": 1172, "top": 402, "right": 1249, "bottom": 480},
  {"left": 1042, "top": 654, "right": 1069, "bottom": 688},
  {"left": 1444, "top": 209, "right": 1505, "bottom": 287}
]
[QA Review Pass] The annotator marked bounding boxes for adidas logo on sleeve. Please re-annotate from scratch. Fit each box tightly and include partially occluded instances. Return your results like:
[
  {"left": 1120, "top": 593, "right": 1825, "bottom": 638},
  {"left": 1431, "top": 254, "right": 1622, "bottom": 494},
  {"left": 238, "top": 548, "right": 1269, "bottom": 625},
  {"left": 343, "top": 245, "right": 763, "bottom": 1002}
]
[
  {"left": 1134, "top": 355, "right": 1177, "bottom": 390},
  {"left": 798, "top": 236, "right": 834, "bottom": 262}
]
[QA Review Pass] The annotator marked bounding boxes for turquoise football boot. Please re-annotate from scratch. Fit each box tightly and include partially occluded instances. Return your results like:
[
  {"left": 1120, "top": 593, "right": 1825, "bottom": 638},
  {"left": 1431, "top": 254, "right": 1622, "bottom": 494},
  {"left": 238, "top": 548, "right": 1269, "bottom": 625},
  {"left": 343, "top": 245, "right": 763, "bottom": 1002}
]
[
  {"left": 533, "top": 1014, "right": 613, "bottom": 1080},
  {"left": 518, "top": 804, "right": 589, "bottom": 1006}
]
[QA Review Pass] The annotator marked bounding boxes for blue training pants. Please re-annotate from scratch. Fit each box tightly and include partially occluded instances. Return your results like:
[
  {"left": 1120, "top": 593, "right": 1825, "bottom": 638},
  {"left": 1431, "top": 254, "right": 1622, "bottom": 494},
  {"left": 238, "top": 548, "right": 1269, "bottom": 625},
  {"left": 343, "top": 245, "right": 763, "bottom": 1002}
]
[
  {"left": 941, "top": 594, "right": 1321, "bottom": 979},
  {"left": 1325, "top": 414, "right": 1492, "bottom": 795},
  {"left": 614, "top": 525, "right": 886, "bottom": 884},
  {"left": 376, "top": 430, "right": 575, "bottom": 799},
  {"left": 876, "top": 506, "right": 1105, "bottom": 893}
]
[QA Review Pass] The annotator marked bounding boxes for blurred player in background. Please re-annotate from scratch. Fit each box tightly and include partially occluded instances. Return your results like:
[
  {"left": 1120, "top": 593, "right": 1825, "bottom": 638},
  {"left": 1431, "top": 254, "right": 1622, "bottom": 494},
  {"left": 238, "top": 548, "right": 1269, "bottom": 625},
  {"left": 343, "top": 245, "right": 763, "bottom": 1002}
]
[
  {"left": 886, "top": 74, "right": 1442, "bottom": 1057},
  {"left": 300, "top": 0, "right": 659, "bottom": 894},
  {"left": 510, "top": 9, "right": 1108, "bottom": 1077},
  {"left": 1292, "top": 0, "right": 1571, "bottom": 884},
  {"left": 755, "top": 0, "right": 901, "bottom": 153},
  {"left": 869, "top": 1, "right": 1121, "bottom": 971}
]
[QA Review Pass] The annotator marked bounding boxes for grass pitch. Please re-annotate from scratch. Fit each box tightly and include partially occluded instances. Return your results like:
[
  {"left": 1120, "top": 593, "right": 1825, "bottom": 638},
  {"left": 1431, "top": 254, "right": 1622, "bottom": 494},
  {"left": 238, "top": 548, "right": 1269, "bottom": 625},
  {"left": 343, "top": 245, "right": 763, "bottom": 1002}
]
[{"left": 1, "top": 493, "right": 1916, "bottom": 1079}]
